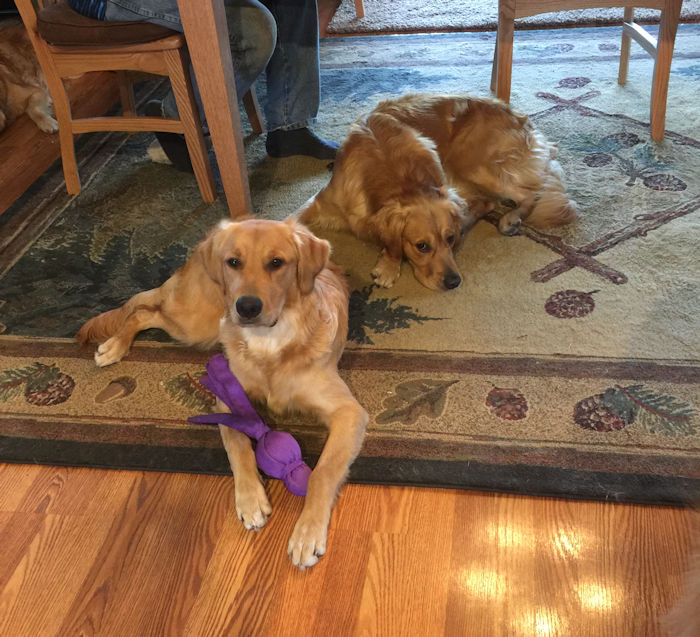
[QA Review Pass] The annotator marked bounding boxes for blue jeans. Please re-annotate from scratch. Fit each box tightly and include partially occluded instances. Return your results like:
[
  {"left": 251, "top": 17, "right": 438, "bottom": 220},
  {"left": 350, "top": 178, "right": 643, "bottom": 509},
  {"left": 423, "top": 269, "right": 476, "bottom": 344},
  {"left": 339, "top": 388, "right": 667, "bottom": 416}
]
[{"left": 78, "top": 0, "right": 321, "bottom": 131}]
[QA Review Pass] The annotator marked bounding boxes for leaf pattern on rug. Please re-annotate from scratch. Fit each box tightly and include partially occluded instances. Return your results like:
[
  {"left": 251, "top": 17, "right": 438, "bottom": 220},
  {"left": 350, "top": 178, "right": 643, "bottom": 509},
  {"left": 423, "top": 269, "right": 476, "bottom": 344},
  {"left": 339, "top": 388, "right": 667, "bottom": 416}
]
[
  {"left": 576, "top": 133, "right": 687, "bottom": 190},
  {"left": 574, "top": 385, "right": 697, "bottom": 436},
  {"left": 348, "top": 284, "right": 441, "bottom": 344},
  {"left": 376, "top": 379, "right": 457, "bottom": 424},
  {"left": 0, "top": 362, "right": 75, "bottom": 406},
  {"left": 163, "top": 369, "right": 215, "bottom": 412}
]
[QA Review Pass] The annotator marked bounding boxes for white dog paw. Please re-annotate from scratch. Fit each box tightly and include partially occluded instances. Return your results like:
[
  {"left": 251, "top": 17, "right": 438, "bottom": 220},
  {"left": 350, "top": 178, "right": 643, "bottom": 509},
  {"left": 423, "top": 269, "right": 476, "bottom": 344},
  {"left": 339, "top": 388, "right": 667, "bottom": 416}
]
[
  {"left": 287, "top": 515, "right": 328, "bottom": 570},
  {"left": 35, "top": 115, "right": 58, "bottom": 133},
  {"left": 94, "top": 337, "right": 127, "bottom": 367},
  {"left": 235, "top": 480, "right": 272, "bottom": 531},
  {"left": 371, "top": 264, "right": 399, "bottom": 288}
]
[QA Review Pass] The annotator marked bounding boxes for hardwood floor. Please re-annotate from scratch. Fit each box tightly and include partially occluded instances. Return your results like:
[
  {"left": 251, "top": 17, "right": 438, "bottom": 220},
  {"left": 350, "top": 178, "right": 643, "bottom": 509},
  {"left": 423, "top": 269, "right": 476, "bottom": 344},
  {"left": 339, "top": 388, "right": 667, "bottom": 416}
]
[{"left": 0, "top": 462, "right": 694, "bottom": 636}]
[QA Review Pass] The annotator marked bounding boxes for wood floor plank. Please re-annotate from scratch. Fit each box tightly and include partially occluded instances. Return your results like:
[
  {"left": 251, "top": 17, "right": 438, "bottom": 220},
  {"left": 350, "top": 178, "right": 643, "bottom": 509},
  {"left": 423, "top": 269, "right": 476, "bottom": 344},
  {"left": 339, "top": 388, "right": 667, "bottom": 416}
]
[
  {"left": 0, "top": 512, "right": 120, "bottom": 636},
  {"left": 445, "top": 494, "right": 693, "bottom": 637},
  {"left": 354, "top": 486, "right": 457, "bottom": 636},
  {"left": 56, "top": 471, "right": 231, "bottom": 637},
  {"left": 0, "top": 463, "right": 42, "bottom": 510}
]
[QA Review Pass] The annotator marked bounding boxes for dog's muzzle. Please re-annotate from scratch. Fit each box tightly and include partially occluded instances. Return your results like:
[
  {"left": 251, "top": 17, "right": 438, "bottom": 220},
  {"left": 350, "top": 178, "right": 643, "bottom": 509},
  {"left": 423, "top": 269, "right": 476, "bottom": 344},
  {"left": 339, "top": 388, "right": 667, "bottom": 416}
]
[{"left": 235, "top": 295, "right": 263, "bottom": 321}]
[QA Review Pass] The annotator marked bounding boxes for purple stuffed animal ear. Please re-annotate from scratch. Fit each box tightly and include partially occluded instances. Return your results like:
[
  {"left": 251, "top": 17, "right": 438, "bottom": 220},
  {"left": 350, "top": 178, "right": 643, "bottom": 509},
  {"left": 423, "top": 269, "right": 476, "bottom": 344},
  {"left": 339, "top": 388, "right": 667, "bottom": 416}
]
[{"left": 256, "top": 430, "right": 311, "bottom": 496}]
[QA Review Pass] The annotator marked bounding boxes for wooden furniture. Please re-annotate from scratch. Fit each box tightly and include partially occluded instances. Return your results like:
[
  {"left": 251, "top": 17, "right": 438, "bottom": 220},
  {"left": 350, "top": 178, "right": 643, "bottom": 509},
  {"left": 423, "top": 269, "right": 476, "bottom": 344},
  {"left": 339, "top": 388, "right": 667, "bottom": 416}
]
[
  {"left": 355, "top": 0, "right": 365, "bottom": 19},
  {"left": 14, "top": 0, "right": 262, "bottom": 208},
  {"left": 491, "top": 0, "right": 682, "bottom": 140},
  {"left": 175, "top": 0, "right": 251, "bottom": 217}
]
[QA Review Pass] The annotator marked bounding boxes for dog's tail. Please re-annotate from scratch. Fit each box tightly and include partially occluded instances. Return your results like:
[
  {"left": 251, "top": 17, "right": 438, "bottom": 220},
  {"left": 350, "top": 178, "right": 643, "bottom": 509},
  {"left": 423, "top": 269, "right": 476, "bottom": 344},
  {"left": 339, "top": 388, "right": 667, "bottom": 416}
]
[
  {"left": 75, "top": 290, "right": 155, "bottom": 345},
  {"left": 525, "top": 135, "right": 578, "bottom": 229},
  {"left": 527, "top": 188, "right": 578, "bottom": 228}
]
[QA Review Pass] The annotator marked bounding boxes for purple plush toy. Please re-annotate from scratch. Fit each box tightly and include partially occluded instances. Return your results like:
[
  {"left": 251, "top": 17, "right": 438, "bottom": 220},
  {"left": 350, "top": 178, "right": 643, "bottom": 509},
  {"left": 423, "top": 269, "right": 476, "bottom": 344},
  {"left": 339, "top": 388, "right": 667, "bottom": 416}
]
[{"left": 188, "top": 354, "right": 311, "bottom": 496}]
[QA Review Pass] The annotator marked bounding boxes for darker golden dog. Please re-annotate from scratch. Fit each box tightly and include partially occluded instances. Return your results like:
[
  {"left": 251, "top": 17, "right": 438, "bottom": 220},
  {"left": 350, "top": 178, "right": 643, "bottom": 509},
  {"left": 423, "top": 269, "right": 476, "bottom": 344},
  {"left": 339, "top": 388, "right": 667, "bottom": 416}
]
[
  {"left": 371, "top": 93, "right": 577, "bottom": 235},
  {"left": 299, "top": 111, "right": 473, "bottom": 290},
  {"left": 299, "top": 95, "right": 576, "bottom": 290},
  {"left": 77, "top": 218, "right": 367, "bottom": 570}
]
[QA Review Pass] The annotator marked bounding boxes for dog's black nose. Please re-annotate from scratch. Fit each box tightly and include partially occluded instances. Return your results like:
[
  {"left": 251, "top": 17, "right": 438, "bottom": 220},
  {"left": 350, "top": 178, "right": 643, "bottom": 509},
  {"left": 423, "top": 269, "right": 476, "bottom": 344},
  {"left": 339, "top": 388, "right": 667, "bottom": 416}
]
[
  {"left": 236, "top": 295, "right": 263, "bottom": 319},
  {"left": 443, "top": 271, "right": 461, "bottom": 290}
]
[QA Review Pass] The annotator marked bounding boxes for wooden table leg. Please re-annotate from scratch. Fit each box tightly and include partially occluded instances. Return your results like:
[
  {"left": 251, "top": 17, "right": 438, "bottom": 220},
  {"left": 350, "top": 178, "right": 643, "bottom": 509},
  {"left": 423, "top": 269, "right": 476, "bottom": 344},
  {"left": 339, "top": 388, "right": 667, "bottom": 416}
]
[{"left": 176, "top": 0, "right": 252, "bottom": 218}]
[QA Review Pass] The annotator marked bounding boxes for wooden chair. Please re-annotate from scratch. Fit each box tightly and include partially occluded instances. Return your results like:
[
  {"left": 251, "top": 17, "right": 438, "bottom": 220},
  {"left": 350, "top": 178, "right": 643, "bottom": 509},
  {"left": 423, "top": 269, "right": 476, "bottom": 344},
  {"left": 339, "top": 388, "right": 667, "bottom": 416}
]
[
  {"left": 491, "top": 0, "right": 682, "bottom": 140},
  {"left": 355, "top": 0, "right": 365, "bottom": 19},
  {"left": 15, "top": 0, "right": 263, "bottom": 202}
]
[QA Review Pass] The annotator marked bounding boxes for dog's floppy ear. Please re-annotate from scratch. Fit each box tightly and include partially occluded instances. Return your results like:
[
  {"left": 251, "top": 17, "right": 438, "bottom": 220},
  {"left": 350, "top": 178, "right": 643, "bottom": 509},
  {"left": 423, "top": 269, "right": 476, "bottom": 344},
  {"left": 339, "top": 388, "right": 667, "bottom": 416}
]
[
  {"left": 372, "top": 202, "right": 408, "bottom": 260},
  {"left": 286, "top": 218, "right": 330, "bottom": 295},
  {"left": 196, "top": 219, "right": 236, "bottom": 287}
]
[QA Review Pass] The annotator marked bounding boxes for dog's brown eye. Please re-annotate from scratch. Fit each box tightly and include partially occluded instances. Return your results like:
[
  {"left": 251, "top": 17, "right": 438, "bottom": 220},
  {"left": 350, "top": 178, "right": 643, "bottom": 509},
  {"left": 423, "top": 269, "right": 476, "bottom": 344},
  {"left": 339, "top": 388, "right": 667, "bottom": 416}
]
[
  {"left": 227, "top": 257, "right": 241, "bottom": 269},
  {"left": 446, "top": 235, "right": 455, "bottom": 245},
  {"left": 416, "top": 242, "right": 431, "bottom": 253},
  {"left": 268, "top": 257, "right": 285, "bottom": 270}
]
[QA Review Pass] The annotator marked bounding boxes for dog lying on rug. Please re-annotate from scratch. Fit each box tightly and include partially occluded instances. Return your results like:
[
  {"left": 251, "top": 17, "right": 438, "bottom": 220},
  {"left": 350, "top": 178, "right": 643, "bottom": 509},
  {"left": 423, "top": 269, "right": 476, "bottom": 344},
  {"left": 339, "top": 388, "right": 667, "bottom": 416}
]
[
  {"left": 0, "top": 24, "right": 57, "bottom": 135},
  {"left": 371, "top": 94, "right": 577, "bottom": 236},
  {"left": 299, "top": 110, "right": 475, "bottom": 290},
  {"left": 77, "top": 217, "right": 368, "bottom": 570},
  {"left": 299, "top": 93, "right": 576, "bottom": 290}
]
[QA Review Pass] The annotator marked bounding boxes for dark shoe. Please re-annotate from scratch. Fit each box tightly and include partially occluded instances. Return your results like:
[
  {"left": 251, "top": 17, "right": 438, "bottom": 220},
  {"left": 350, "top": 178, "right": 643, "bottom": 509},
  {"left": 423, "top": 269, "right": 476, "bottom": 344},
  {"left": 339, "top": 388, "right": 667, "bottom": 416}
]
[
  {"left": 145, "top": 100, "right": 193, "bottom": 173},
  {"left": 265, "top": 127, "right": 339, "bottom": 160}
]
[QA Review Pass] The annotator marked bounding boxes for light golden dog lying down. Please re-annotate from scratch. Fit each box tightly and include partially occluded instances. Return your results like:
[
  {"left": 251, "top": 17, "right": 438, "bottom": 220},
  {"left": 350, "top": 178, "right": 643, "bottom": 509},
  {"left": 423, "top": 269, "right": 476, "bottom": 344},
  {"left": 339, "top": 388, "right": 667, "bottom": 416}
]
[
  {"left": 299, "top": 94, "right": 576, "bottom": 290},
  {"left": 77, "top": 218, "right": 368, "bottom": 569}
]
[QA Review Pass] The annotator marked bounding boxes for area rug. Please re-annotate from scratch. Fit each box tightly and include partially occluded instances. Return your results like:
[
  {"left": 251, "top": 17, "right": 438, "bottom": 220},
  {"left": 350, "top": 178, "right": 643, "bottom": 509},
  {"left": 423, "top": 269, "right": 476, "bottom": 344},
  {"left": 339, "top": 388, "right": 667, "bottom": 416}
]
[
  {"left": 1, "top": 25, "right": 699, "bottom": 504},
  {"left": 327, "top": 0, "right": 700, "bottom": 35}
]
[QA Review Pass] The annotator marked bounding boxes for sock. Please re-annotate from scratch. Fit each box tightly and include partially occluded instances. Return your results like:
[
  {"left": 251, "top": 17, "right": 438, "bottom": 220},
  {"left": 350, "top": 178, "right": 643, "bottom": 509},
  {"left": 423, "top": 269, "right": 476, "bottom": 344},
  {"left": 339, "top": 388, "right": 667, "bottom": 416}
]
[
  {"left": 265, "top": 128, "right": 339, "bottom": 160},
  {"left": 144, "top": 100, "right": 193, "bottom": 173}
]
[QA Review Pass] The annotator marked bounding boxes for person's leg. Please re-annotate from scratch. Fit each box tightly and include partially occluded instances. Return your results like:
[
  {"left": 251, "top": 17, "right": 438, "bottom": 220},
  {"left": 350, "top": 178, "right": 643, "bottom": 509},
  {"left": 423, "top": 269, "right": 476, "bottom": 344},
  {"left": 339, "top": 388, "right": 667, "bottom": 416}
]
[{"left": 261, "top": 0, "right": 338, "bottom": 159}]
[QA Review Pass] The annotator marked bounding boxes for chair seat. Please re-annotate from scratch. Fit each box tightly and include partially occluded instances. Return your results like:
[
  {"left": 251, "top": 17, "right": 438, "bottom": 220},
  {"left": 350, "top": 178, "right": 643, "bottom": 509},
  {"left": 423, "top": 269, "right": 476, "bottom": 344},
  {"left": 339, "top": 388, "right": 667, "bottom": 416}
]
[{"left": 37, "top": 0, "right": 178, "bottom": 46}]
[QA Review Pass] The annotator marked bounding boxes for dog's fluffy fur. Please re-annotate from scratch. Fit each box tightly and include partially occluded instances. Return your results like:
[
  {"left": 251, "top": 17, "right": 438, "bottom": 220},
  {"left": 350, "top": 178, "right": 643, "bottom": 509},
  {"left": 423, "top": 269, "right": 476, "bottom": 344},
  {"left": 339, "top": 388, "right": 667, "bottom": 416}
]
[
  {"left": 0, "top": 24, "right": 57, "bottom": 135},
  {"left": 300, "top": 110, "right": 473, "bottom": 290},
  {"left": 370, "top": 94, "right": 577, "bottom": 234},
  {"left": 77, "top": 218, "right": 368, "bottom": 570},
  {"left": 299, "top": 94, "right": 576, "bottom": 289}
]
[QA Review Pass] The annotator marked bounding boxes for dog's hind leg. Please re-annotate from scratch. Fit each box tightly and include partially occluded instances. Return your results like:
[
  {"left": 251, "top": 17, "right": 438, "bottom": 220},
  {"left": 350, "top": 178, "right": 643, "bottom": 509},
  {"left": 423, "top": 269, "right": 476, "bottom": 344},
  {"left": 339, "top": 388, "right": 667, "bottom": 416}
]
[
  {"left": 93, "top": 297, "right": 167, "bottom": 367},
  {"left": 26, "top": 89, "right": 58, "bottom": 134}
]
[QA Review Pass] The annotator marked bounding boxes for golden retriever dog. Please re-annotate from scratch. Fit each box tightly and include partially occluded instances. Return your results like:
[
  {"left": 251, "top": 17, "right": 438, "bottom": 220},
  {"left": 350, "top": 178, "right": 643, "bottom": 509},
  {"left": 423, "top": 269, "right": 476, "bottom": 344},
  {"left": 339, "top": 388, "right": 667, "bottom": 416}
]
[
  {"left": 0, "top": 24, "right": 57, "bottom": 135},
  {"left": 77, "top": 217, "right": 368, "bottom": 569},
  {"left": 370, "top": 93, "right": 577, "bottom": 236},
  {"left": 299, "top": 110, "right": 475, "bottom": 290}
]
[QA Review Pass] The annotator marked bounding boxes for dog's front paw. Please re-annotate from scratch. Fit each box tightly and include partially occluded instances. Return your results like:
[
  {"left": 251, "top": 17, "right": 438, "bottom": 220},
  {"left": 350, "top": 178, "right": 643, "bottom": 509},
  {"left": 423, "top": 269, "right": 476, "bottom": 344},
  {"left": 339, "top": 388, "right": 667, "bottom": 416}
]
[
  {"left": 235, "top": 479, "right": 271, "bottom": 531},
  {"left": 371, "top": 255, "right": 401, "bottom": 288},
  {"left": 94, "top": 337, "right": 129, "bottom": 367},
  {"left": 498, "top": 212, "right": 522, "bottom": 236},
  {"left": 287, "top": 513, "right": 328, "bottom": 570}
]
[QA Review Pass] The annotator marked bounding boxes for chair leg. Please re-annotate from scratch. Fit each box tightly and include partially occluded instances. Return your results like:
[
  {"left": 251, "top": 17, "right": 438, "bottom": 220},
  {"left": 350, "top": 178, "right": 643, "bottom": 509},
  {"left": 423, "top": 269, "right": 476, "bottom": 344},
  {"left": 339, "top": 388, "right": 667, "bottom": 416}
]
[
  {"left": 354, "top": 0, "right": 365, "bottom": 19},
  {"left": 164, "top": 48, "right": 216, "bottom": 203},
  {"left": 46, "top": 74, "right": 80, "bottom": 195},
  {"left": 242, "top": 87, "right": 264, "bottom": 135},
  {"left": 650, "top": 0, "right": 681, "bottom": 141},
  {"left": 618, "top": 7, "right": 634, "bottom": 85},
  {"left": 117, "top": 71, "right": 136, "bottom": 118},
  {"left": 495, "top": 0, "right": 515, "bottom": 102}
]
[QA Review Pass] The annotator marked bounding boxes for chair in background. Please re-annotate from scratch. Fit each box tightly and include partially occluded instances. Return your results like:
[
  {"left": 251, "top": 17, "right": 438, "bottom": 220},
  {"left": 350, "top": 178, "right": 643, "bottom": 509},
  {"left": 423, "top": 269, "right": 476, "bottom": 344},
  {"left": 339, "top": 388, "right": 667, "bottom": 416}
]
[
  {"left": 15, "top": 0, "right": 263, "bottom": 202},
  {"left": 491, "top": 0, "right": 683, "bottom": 140}
]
